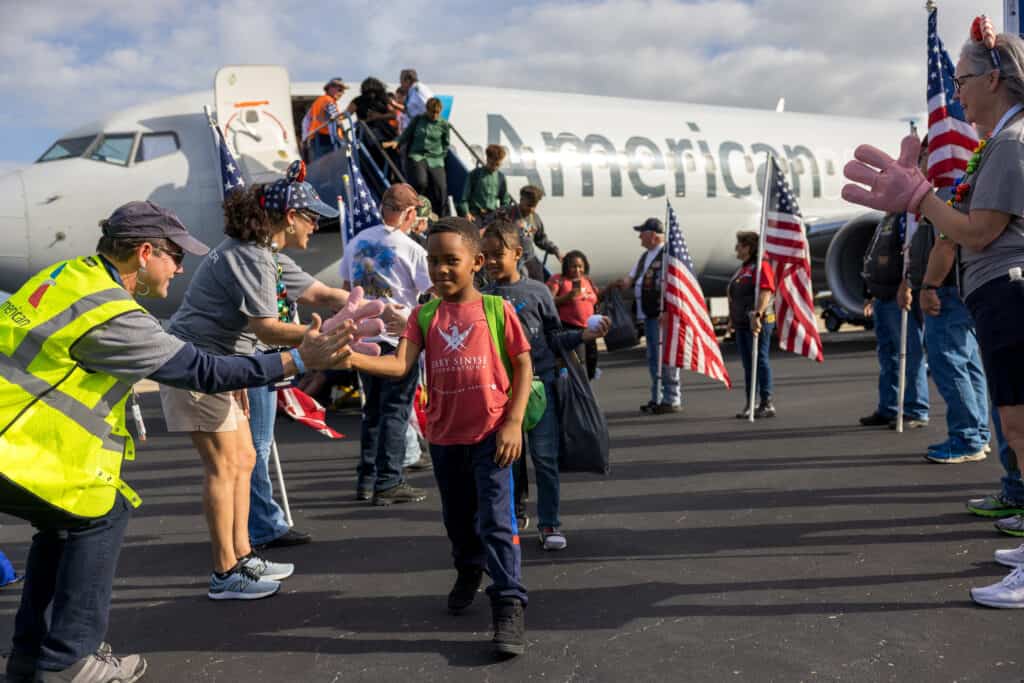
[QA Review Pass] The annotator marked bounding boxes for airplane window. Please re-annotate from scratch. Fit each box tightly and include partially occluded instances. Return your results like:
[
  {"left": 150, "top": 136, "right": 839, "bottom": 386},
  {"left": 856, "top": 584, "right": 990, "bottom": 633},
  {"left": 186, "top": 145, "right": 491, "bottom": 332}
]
[
  {"left": 37, "top": 135, "right": 96, "bottom": 163},
  {"left": 135, "top": 133, "right": 180, "bottom": 163},
  {"left": 245, "top": 110, "right": 259, "bottom": 123},
  {"left": 90, "top": 134, "right": 136, "bottom": 166}
]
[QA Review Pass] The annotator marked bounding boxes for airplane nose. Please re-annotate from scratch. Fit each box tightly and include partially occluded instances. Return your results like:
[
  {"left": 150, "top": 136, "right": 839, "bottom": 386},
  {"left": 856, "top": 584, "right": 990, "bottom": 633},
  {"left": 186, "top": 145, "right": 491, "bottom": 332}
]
[{"left": 0, "top": 169, "right": 29, "bottom": 293}]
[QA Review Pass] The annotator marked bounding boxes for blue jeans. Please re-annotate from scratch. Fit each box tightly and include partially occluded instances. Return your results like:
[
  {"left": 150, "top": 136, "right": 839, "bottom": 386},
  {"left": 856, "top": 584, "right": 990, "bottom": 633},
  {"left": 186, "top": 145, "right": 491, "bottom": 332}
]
[
  {"left": 1, "top": 482, "right": 133, "bottom": 673},
  {"left": 247, "top": 386, "right": 290, "bottom": 546},
  {"left": 992, "top": 407, "right": 1024, "bottom": 503},
  {"left": 357, "top": 356, "right": 419, "bottom": 493},
  {"left": 873, "top": 298, "right": 929, "bottom": 420},
  {"left": 735, "top": 323, "right": 774, "bottom": 403},
  {"left": 923, "top": 288, "right": 990, "bottom": 453},
  {"left": 430, "top": 432, "right": 528, "bottom": 605},
  {"left": 644, "top": 317, "right": 681, "bottom": 406},
  {"left": 526, "top": 378, "right": 561, "bottom": 529}
]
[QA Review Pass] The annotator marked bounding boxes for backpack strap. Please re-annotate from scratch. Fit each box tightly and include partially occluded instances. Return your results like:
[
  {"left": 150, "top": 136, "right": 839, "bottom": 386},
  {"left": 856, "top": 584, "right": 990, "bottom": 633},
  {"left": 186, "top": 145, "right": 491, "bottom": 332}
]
[{"left": 482, "top": 294, "right": 513, "bottom": 381}]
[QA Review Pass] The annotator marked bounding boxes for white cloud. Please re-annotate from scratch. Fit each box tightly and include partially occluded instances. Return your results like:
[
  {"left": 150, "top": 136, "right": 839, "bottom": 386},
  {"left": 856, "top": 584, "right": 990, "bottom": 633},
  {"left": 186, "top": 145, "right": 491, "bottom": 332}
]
[{"left": 0, "top": 0, "right": 1008, "bottom": 158}]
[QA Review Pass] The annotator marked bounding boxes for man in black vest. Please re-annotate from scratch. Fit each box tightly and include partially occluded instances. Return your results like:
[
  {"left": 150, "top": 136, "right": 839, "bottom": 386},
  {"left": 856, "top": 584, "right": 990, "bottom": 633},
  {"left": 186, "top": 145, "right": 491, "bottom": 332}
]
[{"left": 613, "top": 218, "right": 682, "bottom": 414}]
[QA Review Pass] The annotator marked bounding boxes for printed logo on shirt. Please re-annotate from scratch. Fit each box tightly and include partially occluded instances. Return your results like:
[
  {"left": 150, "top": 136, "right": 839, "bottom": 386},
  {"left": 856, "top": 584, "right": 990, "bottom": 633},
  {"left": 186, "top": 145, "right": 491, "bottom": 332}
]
[
  {"left": 438, "top": 322, "right": 474, "bottom": 354},
  {"left": 352, "top": 241, "right": 396, "bottom": 299}
]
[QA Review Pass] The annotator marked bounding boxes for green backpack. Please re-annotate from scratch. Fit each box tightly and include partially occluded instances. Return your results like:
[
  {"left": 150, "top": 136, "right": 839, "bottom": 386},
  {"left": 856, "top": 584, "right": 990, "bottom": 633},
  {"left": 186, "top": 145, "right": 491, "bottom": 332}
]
[{"left": 417, "top": 294, "right": 547, "bottom": 431}]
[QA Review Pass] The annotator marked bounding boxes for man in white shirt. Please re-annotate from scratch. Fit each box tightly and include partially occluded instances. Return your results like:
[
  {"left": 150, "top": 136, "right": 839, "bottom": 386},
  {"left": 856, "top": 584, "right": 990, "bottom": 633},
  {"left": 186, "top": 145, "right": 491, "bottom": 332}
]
[
  {"left": 613, "top": 218, "right": 682, "bottom": 414},
  {"left": 340, "top": 184, "right": 433, "bottom": 504},
  {"left": 400, "top": 68, "right": 435, "bottom": 120}
]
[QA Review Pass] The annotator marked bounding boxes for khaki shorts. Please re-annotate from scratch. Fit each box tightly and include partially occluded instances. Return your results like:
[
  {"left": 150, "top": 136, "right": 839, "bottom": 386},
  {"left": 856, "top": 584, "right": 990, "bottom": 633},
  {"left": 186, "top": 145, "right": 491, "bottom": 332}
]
[{"left": 159, "top": 386, "right": 245, "bottom": 433}]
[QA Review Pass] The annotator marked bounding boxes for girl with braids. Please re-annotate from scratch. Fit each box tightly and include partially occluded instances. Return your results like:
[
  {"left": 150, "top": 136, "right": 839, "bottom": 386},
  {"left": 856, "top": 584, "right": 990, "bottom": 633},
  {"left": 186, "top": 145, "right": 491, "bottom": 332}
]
[
  {"left": 159, "top": 161, "right": 363, "bottom": 600},
  {"left": 843, "top": 16, "right": 1024, "bottom": 607}
]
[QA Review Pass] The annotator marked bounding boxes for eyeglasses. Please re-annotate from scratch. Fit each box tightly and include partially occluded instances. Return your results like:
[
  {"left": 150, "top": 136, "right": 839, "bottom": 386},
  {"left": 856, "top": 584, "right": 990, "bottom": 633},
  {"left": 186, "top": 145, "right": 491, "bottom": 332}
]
[
  {"left": 953, "top": 72, "right": 986, "bottom": 92},
  {"left": 155, "top": 247, "right": 184, "bottom": 267},
  {"left": 297, "top": 210, "right": 320, "bottom": 225}
]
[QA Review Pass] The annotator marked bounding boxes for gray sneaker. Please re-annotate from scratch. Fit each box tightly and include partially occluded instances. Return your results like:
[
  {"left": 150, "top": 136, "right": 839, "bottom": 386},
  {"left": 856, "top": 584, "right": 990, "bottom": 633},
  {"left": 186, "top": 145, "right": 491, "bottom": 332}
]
[
  {"left": 996, "top": 515, "right": 1024, "bottom": 538},
  {"left": 967, "top": 494, "right": 1024, "bottom": 518},
  {"left": 36, "top": 646, "right": 146, "bottom": 682},
  {"left": 207, "top": 566, "right": 280, "bottom": 600},
  {"left": 372, "top": 482, "right": 428, "bottom": 506},
  {"left": 240, "top": 553, "right": 294, "bottom": 582}
]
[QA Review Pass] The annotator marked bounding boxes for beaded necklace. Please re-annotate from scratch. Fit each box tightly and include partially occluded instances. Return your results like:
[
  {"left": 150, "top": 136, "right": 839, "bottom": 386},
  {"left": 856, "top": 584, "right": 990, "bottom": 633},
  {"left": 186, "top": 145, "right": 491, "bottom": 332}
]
[
  {"left": 947, "top": 103, "right": 1024, "bottom": 208},
  {"left": 272, "top": 248, "right": 295, "bottom": 323}
]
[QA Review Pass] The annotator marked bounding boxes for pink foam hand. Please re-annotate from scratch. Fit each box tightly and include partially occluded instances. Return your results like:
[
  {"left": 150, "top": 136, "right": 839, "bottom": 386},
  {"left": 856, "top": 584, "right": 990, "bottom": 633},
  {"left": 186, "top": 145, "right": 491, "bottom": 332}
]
[
  {"left": 352, "top": 340, "right": 382, "bottom": 356},
  {"left": 842, "top": 135, "right": 931, "bottom": 213},
  {"left": 322, "top": 286, "right": 386, "bottom": 335}
]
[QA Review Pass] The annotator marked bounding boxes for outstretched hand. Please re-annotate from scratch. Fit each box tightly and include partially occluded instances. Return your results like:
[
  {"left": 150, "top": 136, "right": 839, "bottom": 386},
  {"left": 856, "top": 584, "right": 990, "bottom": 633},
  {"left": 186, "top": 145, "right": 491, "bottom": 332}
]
[
  {"left": 297, "top": 313, "right": 355, "bottom": 370},
  {"left": 323, "top": 286, "right": 386, "bottom": 356},
  {"left": 581, "top": 316, "right": 611, "bottom": 342},
  {"left": 842, "top": 135, "right": 932, "bottom": 213}
]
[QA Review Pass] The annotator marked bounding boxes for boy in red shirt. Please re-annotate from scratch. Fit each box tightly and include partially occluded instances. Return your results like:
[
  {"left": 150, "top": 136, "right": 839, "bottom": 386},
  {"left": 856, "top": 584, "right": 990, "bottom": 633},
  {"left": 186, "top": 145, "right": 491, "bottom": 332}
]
[{"left": 343, "top": 217, "right": 533, "bottom": 657}]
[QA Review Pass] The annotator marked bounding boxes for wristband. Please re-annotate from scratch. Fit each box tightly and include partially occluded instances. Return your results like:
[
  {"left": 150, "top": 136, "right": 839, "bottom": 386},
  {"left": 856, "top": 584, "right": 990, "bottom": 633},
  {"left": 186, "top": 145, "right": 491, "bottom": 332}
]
[{"left": 288, "top": 348, "right": 306, "bottom": 375}]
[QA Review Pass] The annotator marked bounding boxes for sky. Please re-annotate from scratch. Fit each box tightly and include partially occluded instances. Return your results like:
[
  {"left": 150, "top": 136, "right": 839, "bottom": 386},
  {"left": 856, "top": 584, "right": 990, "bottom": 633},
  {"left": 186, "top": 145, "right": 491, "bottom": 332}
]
[{"left": 0, "top": 0, "right": 1005, "bottom": 172}]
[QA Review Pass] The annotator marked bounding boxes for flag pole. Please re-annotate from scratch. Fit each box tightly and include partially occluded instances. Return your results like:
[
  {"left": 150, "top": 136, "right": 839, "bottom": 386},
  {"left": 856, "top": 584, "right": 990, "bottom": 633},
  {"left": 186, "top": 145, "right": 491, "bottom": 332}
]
[
  {"left": 656, "top": 199, "right": 671, "bottom": 407},
  {"left": 749, "top": 152, "right": 773, "bottom": 423}
]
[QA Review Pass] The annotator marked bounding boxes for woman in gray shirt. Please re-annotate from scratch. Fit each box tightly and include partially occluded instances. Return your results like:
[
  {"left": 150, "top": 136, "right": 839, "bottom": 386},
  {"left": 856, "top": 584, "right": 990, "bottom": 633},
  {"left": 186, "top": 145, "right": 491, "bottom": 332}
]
[
  {"left": 160, "top": 162, "right": 353, "bottom": 601},
  {"left": 842, "top": 19, "right": 1024, "bottom": 608}
]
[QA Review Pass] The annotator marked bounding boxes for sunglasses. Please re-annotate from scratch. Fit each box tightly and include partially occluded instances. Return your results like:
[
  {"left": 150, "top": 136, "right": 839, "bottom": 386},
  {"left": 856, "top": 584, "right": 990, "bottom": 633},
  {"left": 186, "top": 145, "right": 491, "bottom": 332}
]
[
  {"left": 155, "top": 246, "right": 184, "bottom": 267},
  {"left": 297, "top": 210, "right": 321, "bottom": 225}
]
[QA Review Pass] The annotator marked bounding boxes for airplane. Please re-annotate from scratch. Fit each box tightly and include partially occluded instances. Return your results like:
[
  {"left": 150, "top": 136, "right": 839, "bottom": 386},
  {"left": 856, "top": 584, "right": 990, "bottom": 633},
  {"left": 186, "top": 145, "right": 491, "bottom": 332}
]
[{"left": 0, "top": 65, "right": 899, "bottom": 321}]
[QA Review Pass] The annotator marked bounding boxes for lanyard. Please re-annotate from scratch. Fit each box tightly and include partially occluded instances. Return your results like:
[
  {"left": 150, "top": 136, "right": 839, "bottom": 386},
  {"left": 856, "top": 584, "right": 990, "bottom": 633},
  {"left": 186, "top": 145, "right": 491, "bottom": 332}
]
[{"left": 991, "top": 103, "right": 1024, "bottom": 140}]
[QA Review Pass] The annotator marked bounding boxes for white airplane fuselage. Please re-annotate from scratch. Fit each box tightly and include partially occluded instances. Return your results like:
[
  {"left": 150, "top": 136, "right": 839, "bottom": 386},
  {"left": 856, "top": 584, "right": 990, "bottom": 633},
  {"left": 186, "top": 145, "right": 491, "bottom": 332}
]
[{"left": 0, "top": 76, "right": 907, "bottom": 319}]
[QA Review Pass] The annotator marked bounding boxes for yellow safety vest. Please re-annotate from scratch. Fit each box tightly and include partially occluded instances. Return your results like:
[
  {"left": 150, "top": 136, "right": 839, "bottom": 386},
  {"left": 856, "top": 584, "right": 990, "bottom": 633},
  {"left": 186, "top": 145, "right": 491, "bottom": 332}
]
[{"left": 0, "top": 256, "right": 146, "bottom": 518}]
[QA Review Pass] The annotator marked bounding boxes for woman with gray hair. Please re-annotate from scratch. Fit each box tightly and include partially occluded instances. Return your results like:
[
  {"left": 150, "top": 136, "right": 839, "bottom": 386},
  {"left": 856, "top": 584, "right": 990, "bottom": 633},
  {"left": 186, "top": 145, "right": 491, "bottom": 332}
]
[{"left": 842, "top": 16, "right": 1024, "bottom": 608}]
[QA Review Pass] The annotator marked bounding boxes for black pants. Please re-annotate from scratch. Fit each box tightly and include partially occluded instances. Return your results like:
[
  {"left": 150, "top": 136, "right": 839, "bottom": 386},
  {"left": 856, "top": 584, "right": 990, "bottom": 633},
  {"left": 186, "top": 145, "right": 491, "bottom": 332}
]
[
  {"left": 1, "top": 478, "right": 132, "bottom": 672},
  {"left": 407, "top": 158, "right": 448, "bottom": 215}
]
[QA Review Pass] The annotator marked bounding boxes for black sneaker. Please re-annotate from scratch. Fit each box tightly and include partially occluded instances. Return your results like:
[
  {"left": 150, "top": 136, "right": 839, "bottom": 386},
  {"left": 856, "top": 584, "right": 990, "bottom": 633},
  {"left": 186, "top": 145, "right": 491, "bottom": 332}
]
[
  {"left": 491, "top": 598, "right": 526, "bottom": 657},
  {"left": 254, "top": 528, "right": 312, "bottom": 550},
  {"left": 639, "top": 401, "right": 658, "bottom": 414},
  {"left": 735, "top": 406, "right": 751, "bottom": 419},
  {"left": 448, "top": 567, "right": 483, "bottom": 614},
  {"left": 859, "top": 412, "right": 891, "bottom": 426},
  {"left": 372, "top": 482, "right": 428, "bottom": 506},
  {"left": 755, "top": 400, "right": 776, "bottom": 419}
]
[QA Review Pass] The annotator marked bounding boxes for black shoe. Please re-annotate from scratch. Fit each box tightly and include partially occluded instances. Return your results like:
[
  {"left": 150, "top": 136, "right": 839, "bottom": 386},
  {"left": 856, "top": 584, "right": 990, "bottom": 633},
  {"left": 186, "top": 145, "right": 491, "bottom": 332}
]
[
  {"left": 4, "top": 650, "right": 35, "bottom": 683},
  {"left": 255, "top": 528, "right": 312, "bottom": 551},
  {"left": 755, "top": 400, "right": 776, "bottom": 419},
  {"left": 735, "top": 406, "right": 751, "bottom": 419},
  {"left": 448, "top": 567, "right": 483, "bottom": 614},
  {"left": 859, "top": 412, "right": 891, "bottom": 426},
  {"left": 639, "top": 401, "right": 658, "bottom": 414},
  {"left": 373, "top": 482, "right": 428, "bottom": 506},
  {"left": 889, "top": 417, "right": 929, "bottom": 430},
  {"left": 355, "top": 488, "right": 372, "bottom": 501},
  {"left": 491, "top": 598, "right": 526, "bottom": 657}
]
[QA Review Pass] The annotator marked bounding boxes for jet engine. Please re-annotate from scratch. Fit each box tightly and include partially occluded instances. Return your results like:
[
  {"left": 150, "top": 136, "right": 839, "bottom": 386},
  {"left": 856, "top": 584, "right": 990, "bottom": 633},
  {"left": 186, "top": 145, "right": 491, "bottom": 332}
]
[{"left": 822, "top": 212, "right": 883, "bottom": 331}]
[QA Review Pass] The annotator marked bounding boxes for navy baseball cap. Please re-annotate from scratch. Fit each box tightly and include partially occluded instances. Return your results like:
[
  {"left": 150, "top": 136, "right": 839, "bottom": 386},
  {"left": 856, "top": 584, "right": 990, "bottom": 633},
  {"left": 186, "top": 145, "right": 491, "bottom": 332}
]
[
  {"left": 633, "top": 217, "right": 664, "bottom": 234},
  {"left": 101, "top": 201, "right": 210, "bottom": 255},
  {"left": 262, "top": 160, "right": 340, "bottom": 219}
]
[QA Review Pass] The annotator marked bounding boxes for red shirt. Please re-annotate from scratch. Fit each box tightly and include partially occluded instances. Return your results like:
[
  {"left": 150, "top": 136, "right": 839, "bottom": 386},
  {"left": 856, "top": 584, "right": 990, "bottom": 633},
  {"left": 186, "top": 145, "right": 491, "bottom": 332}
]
[
  {"left": 403, "top": 298, "right": 531, "bottom": 446},
  {"left": 546, "top": 274, "right": 598, "bottom": 327}
]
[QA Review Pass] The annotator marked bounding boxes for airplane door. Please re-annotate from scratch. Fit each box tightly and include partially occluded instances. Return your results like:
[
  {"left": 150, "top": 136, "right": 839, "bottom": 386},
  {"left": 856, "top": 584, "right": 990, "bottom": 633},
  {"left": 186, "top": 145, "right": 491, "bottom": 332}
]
[{"left": 214, "top": 66, "right": 299, "bottom": 183}]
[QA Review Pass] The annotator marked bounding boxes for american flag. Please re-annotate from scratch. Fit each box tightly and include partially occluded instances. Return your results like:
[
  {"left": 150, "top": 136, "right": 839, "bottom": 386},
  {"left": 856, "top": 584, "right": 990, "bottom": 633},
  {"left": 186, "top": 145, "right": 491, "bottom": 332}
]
[
  {"left": 661, "top": 201, "right": 731, "bottom": 387},
  {"left": 763, "top": 156, "right": 823, "bottom": 362},
  {"left": 216, "top": 124, "right": 245, "bottom": 196},
  {"left": 926, "top": 6, "right": 978, "bottom": 187},
  {"left": 343, "top": 151, "right": 383, "bottom": 245}
]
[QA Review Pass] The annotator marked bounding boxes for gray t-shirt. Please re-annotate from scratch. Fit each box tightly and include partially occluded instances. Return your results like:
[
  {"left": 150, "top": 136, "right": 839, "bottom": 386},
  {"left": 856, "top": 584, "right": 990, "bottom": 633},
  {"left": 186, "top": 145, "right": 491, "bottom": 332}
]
[
  {"left": 169, "top": 238, "right": 313, "bottom": 356},
  {"left": 962, "top": 116, "right": 1024, "bottom": 297},
  {"left": 74, "top": 311, "right": 185, "bottom": 384}
]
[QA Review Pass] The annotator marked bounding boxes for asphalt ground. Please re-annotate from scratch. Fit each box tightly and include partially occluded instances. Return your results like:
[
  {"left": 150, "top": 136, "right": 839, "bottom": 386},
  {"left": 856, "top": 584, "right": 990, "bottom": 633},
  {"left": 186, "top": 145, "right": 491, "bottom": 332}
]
[{"left": 2, "top": 334, "right": 1023, "bottom": 683}]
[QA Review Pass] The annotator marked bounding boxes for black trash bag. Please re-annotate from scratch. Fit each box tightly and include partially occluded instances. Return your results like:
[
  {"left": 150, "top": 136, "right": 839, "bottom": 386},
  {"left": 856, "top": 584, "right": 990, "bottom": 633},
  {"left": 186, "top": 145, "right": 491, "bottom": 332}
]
[
  {"left": 600, "top": 287, "right": 638, "bottom": 352},
  {"left": 555, "top": 344, "right": 610, "bottom": 475}
]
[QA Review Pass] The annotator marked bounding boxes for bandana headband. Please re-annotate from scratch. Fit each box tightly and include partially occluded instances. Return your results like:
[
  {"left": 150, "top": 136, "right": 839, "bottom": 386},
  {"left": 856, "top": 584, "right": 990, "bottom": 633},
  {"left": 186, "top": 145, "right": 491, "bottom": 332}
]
[{"left": 971, "top": 15, "right": 1003, "bottom": 71}]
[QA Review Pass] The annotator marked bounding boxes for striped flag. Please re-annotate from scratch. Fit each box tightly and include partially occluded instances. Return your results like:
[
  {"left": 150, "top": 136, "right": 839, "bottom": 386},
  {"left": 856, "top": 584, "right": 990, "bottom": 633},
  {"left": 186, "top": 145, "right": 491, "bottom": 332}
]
[
  {"left": 215, "top": 124, "right": 245, "bottom": 196},
  {"left": 661, "top": 200, "right": 731, "bottom": 387},
  {"left": 763, "top": 156, "right": 823, "bottom": 362},
  {"left": 926, "top": 6, "right": 978, "bottom": 187}
]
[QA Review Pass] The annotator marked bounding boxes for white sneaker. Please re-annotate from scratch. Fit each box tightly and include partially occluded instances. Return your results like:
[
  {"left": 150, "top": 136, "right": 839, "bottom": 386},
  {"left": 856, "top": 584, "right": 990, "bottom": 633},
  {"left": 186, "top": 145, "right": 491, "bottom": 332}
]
[
  {"left": 970, "top": 566, "right": 1024, "bottom": 608},
  {"left": 539, "top": 527, "right": 567, "bottom": 551},
  {"left": 995, "top": 544, "right": 1024, "bottom": 568}
]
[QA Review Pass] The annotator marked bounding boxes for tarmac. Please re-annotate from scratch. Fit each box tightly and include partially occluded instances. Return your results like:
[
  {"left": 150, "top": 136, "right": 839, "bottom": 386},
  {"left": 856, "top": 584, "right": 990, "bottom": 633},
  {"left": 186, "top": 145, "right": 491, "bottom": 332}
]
[{"left": 2, "top": 333, "right": 1023, "bottom": 683}]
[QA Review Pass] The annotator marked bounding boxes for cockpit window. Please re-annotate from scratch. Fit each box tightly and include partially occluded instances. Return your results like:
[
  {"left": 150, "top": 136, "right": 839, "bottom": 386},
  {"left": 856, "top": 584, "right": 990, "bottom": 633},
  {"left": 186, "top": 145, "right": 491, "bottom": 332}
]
[
  {"left": 90, "top": 134, "right": 136, "bottom": 166},
  {"left": 37, "top": 136, "right": 96, "bottom": 163},
  {"left": 135, "top": 132, "right": 180, "bottom": 163}
]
